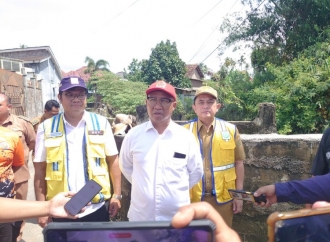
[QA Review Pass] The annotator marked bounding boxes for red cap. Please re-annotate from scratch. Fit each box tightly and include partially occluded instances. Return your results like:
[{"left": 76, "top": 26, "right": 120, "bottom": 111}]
[{"left": 146, "top": 80, "right": 176, "bottom": 100}]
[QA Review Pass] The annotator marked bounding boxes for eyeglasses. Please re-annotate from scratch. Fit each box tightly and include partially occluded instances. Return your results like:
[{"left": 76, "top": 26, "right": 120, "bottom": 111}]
[
  {"left": 196, "top": 100, "right": 216, "bottom": 107},
  {"left": 64, "top": 93, "right": 87, "bottom": 101},
  {"left": 147, "top": 97, "right": 174, "bottom": 107}
]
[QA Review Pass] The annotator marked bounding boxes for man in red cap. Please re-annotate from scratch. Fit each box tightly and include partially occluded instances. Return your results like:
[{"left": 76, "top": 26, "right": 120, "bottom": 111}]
[{"left": 119, "top": 80, "right": 203, "bottom": 221}]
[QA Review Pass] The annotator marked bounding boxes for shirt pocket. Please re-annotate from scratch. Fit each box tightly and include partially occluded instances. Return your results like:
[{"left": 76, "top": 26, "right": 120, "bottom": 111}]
[{"left": 88, "top": 135, "right": 106, "bottom": 158}]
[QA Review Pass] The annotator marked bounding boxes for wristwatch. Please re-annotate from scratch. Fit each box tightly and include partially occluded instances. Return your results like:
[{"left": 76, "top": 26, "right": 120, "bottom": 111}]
[{"left": 112, "top": 194, "right": 122, "bottom": 200}]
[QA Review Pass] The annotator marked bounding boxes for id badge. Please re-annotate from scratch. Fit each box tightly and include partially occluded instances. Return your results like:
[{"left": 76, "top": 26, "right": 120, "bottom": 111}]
[{"left": 221, "top": 131, "right": 231, "bottom": 142}]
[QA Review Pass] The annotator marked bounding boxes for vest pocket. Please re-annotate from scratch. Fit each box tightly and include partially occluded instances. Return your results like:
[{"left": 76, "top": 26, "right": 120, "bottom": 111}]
[
  {"left": 88, "top": 135, "right": 106, "bottom": 158},
  {"left": 219, "top": 141, "right": 236, "bottom": 163},
  {"left": 45, "top": 170, "right": 63, "bottom": 181},
  {"left": 222, "top": 168, "right": 237, "bottom": 201},
  {"left": 45, "top": 137, "right": 63, "bottom": 161}
]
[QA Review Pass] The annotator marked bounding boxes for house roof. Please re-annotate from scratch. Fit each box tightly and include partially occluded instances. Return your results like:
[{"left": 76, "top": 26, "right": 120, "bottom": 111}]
[
  {"left": 185, "top": 64, "right": 204, "bottom": 80},
  {"left": 0, "top": 46, "right": 62, "bottom": 78},
  {"left": 62, "top": 66, "right": 91, "bottom": 82}
]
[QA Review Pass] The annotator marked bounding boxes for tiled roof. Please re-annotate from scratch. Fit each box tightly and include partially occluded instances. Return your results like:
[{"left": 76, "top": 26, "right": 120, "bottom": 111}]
[
  {"left": 185, "top": 64, "right": 204, "bottom": 80},
  {"left": 62, "top": 66, "right": 91, "bottom": 82}
]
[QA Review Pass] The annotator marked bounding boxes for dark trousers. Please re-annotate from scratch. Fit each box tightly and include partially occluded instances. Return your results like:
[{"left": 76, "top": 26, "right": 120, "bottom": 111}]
[
  {"left": 0, "top": 223, "right": 12, "bottom": 242},
  {"left": 52, "top": 200, "right": 110, "bottom": 222}
]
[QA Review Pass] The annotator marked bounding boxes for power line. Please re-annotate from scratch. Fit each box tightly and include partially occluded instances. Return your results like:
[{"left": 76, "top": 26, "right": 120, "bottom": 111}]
[
  {"left": 199, "top": 0, "right": 267, "bottom": 65},
  {"left": 91, "top": 0, "right": 141, "bottom": 35},
  {"left": 189, "top": 0, "right": 241, "bottom": 63},
  {"left": 193, "top": 0, "right": 224, "bottom": 26},
  {"left": 107, "top": 0, "right": 140, "bottom": 23}
]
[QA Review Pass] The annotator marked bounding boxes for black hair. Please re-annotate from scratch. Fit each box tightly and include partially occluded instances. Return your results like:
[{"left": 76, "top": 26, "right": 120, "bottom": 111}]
[{"left": 44, "top": 100, "right": 60, "bottom": 111}]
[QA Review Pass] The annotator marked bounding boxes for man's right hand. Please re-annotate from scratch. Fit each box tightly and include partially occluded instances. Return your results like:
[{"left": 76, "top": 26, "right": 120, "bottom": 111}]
[
  {"left": 38, "top": 216, "right": 51, "bottom": 228},
  {"left": 253, "top": 185, "right": 277, "bottom": 208}
]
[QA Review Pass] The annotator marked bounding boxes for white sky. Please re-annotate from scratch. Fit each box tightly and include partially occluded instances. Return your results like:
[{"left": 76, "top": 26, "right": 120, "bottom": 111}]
[{"left": 0, "top": 0, "right": 250, "bottom": 74}]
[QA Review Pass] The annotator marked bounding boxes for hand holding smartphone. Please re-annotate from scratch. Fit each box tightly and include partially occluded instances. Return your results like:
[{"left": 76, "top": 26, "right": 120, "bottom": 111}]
[
  {"left": 64, "top": 179, "right": 102, "bottom": 216},
  {"left": 267, "top": 207, "right": 330, "bottom": 242},
  {"left": 228, "top": 189, "right": 267, "bottom": 203}
]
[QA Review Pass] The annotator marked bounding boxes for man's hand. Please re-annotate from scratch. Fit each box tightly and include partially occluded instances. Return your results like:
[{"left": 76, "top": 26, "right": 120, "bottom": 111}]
[
  {"left": 233, "top": 199, "right": 243, "bottom": 214},
  {"left": 171, "top": 202, "right": 241, "bottom": 242},
  {"left": 253, "top": 185, "right": 277, "bottom": 208},
  {"left": 109, "top": 198, "right": 121, "bottom": 218},
  {"left": 48, "top": 191, "right": 84, "bottom": 219},
  {"left": 38, "top": 216, "right": 51, "bottom": 228}
]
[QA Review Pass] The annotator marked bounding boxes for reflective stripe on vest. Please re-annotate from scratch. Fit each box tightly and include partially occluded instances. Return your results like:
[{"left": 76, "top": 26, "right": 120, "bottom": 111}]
[{"left": 213, "top": 163, "right": 235, "bottom": 172}]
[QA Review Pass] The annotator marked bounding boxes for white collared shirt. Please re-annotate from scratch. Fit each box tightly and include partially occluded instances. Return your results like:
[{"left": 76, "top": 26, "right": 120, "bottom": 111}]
[
  {"left": 34, "top": 111, "right": 118, "bottom": 215},
  {"left": 119, "top": 120, "right": 203, "bottom": 221}
]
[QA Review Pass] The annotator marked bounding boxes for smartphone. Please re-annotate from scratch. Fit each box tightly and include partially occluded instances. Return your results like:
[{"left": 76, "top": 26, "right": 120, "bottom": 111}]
[
  {"left": 228, "top": 189, "right": 267, "bottom": 203},
  {"left": 267, "top": 207, "right": 330, "bottom": 242},
  {"left": 64, "top": 179, "right": 102, "bottom": 216},
  {"left": 43, "top": 220, "right": 215, "bottom": 242}
]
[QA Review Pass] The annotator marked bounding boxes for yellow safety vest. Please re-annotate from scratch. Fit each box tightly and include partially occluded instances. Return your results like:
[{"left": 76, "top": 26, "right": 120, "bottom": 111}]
[
  {"left": 43, "top": 112, "right": 111, "bottom": 203},
  {"left": 183, "top": 118, "right": 237, "bottom": 203}
]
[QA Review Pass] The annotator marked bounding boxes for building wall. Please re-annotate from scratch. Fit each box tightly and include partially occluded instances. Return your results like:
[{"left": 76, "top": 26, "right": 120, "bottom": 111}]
[{"left": 26, "top": 59, "right": 61, "bottom": 112}]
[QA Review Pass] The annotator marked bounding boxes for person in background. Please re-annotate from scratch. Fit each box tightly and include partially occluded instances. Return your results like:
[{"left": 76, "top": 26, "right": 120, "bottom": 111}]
[
  {"left": 34, "top": 76, "right": 121, "bottom": 228},
  {"left": 30, "top": 99, "right": 60, "bottom": 133},
  {"left": 0, "top": 94, "right": 36, "bottom": 241},
  {"left": 119, "top": 80, "right": 203, "bottom": 221},
  {"left": 0, "top": 126, "right": 24, "bottom": 242},
  {"left": 183, "top": 86, "right": 245, "bottom": 227}
]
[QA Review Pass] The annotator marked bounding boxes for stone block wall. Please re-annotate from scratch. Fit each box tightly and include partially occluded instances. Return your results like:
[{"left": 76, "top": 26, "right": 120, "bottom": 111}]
[{"left": 234, "top": 133, "right": 321, "bottom": 241}]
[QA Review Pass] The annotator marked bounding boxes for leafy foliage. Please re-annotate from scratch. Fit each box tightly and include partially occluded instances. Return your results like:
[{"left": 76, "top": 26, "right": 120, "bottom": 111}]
[
  {"left": 220, "top": 0, "right": 330, "bottom": 70},
  {"left": 124, "top": 58, "right": 147, "bottom": 82},
  {"left": 125, "top": 40, "right": 191, "bottom": 88},
  {"left": 248, "top": 39, "right": 330, "bottom": 134},
  {"left": 92, "top": 72, "right": 147, "bottom": 115}
]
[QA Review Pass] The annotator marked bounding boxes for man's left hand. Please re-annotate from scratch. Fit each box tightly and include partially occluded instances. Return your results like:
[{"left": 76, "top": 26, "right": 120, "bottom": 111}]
[
  {"left": 109, "top": 198, "right": 121, "bottom": 218},
  {"left": 233, "top": 199, "right": 243, "bottom": 214}
]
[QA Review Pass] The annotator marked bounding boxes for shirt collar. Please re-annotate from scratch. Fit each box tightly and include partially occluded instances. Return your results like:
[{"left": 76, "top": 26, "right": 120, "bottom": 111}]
[
  {"left": 62, "top": 111, "right": 86, "bottom": 127},
  {"left": 197, "top": 118, "right": 215, "bottom": 132},
  {"left": 145, "top": 119, "right": 174, "bottom": 134},
  {"left": 2, "top": 113, "right": 13, "bottom": 125}
]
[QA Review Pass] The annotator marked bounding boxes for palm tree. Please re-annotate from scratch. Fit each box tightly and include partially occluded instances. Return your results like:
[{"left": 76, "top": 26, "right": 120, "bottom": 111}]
[
  {"left": 84, "top": 57, "right": 110, "bottom": 109},
  {"left": 19, "top": 44, "right": 27, "bottom": 48},
  {"left": 84, "top": 56, "right": 110, "bottom": 74}
]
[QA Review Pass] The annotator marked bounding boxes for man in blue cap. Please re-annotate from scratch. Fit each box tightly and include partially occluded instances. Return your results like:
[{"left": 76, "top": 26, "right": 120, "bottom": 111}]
[{"left": 34, "top": 76, "right": 121, "bottom": 227}]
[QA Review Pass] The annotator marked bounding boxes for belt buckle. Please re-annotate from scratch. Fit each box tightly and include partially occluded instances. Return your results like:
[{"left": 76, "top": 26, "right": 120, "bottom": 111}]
[{"left": 204, "top": 192, "right": 212, "bottom": 197}]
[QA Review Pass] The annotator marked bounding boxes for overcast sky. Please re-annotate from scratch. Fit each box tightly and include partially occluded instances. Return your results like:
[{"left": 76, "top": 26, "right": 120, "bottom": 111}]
[{"left": 0, "top": 0, "right": 249, "bottom": 74}]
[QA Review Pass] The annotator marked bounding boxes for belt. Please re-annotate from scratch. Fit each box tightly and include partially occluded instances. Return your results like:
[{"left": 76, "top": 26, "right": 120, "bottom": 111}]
[{"left": 204, "top": 192, "right": 215, "bottom": 197}]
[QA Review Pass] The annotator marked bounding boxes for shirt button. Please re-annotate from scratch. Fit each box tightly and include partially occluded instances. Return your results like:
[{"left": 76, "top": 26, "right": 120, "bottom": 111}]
[{"left": 206, "top": 168, "right": 209, "bottom": 171}]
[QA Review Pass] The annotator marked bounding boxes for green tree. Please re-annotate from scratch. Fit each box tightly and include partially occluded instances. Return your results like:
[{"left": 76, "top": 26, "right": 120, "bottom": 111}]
[
  {"left": 220, "top": 0, "right": 330, "bottom": 71},
  {"left": 93, "top": 72, "right": 147, "bottom": 115},
  {"left": 142, "top": 40, "right": 191, "bottom": 88},
  {"left": 125, "top": 58, "right": 147, "bottom": 82},
  {"left": 84, "top": 56, "right": 110, "bottom": 74}
]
